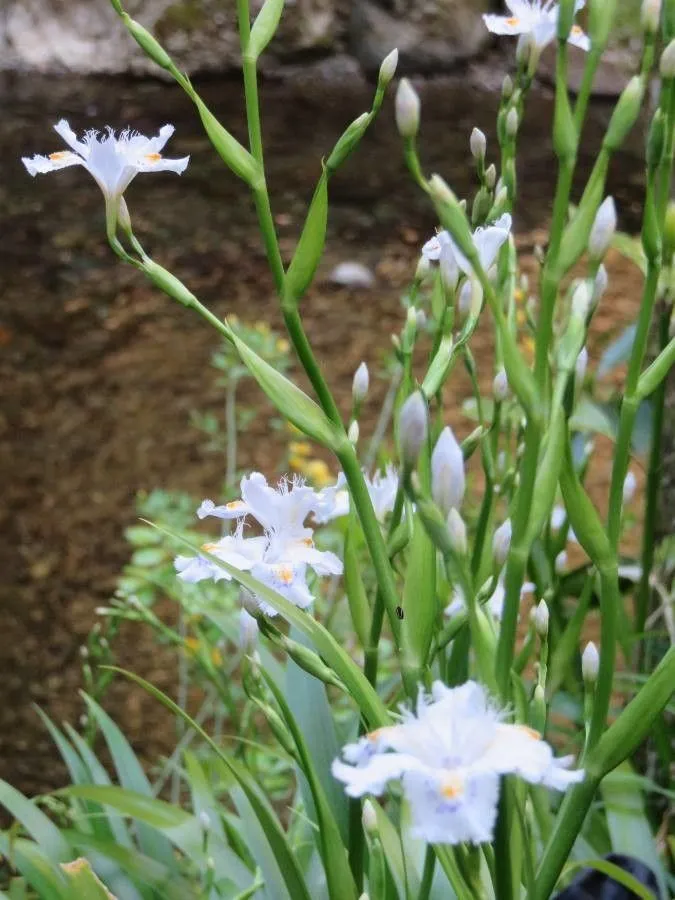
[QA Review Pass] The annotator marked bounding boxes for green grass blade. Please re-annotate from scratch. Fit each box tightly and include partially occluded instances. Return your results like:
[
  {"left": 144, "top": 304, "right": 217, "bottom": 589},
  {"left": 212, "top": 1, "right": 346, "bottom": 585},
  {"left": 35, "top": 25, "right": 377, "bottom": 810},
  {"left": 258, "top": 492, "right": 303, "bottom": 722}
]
[
  {"left": 79, "top": 693, "right": 175, "bottom": 868},
  {"left": 101, "top": 667, "right": 312, "bottom": 900},
  {"left": 562, "top": 857, "right": 658, "bottom": 900},
  {"left": 0, "top": 835, "right": 69, "bottom": 900},
  {"left": 0, "top": 781, "right": 70, "bottom": 862}
]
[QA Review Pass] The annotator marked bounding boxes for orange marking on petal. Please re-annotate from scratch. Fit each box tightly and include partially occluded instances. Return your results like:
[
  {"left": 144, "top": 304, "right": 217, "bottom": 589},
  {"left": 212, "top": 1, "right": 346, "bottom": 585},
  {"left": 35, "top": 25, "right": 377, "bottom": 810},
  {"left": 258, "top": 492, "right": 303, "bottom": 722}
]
[
  {"left": 145, "top": 152, "right": 162, "bottom": 162},
  {"left": 275, "top": 565, "right": 294, "bottom": 584},
  {"left": 201, "top": 542, "right": 218, "bottom": 552},
  {"left": 301, "top": 537, "right": 313, "bottom": 547},
  {"left": 49, "top": 151, "right": 69, "bottom": 161},
  {"left": 226, "top": 500, "right": 244, "bottom": 510},
  {"left": 571, "top": 25, "right": 583, "bottom": 35},
  {"left": 506, "top": 16, "right": 520, "bottom": 26},
  {"left": 441, "top": 774, "right": 465, "bottom": 799},
  {"left": 517, "top": 725, "right": 542, "bottom": 740}
]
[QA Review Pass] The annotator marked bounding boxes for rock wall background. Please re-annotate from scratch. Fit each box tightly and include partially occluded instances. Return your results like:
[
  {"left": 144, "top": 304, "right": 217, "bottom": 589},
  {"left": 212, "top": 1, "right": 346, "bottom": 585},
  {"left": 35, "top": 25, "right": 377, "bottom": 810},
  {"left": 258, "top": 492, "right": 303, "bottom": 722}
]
[{"left": 0, "top": 0, "right": 491, "bottom": 75}]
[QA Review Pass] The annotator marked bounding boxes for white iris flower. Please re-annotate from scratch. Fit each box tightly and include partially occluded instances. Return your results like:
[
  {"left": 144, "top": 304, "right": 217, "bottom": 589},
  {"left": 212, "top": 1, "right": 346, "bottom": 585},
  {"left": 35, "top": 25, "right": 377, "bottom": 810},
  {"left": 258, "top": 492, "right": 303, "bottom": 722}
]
[
  {"left": 421, "top": 214, "right": 512, "bottom": 278},
  {"left": 22, "top": 120, "right": 189, "bottom": 202},
  {"left": 332, "top": 680, "right": 583, "bottom": 845},
  {"left": 314, "top": 465, "right": 399, "bottom": 525},
  {"left": 483, "top": 1, "right": 590, "bottom": 52},
  {"left": 177, "top": 473, "right": 342, "bottom": 616}
]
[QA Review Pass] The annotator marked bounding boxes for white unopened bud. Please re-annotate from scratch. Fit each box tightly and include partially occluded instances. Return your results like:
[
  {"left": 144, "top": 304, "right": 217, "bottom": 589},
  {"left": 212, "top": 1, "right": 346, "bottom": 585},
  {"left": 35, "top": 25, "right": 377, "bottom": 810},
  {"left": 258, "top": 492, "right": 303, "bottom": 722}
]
[
  {"left": 352, "top": 362, "right": 369, "bottom": 403},
  {"left": 395, "top": 78, "right": 420, "bottom": 137},
  {"left": 571, "top": 280, "right": 593, "bottom": 320},
  {"left": 642, "top": 0, "right": 661, "bottom": 33},
  {"left": 431, "top": 426, "right": 466, "bottom": 515},
  {"left": 593, "top": 264, "right": 608, "bottom": 306},
  {"left": 622, "top": 470, "right": 637, "bottom": 504},
  {"left": 398, "top": 391, "right": 428, "bottom": 466},
  {"left": 447, "top": 508, "right": 468, "bottom": 555},
  {"left": 406, "top": 305, "right": 418, "bottom": 328},
  {"left": 415, "top": 254, "right": 431, "bottom": 283},
  {"left": 492, "top": 519, "right": 512, "bottom": 566},
  {"left": 575, "top": 347, "right": 588, "bottom": 385},
  {"left": 458, "top": 279, "right": 473, "bottom": 319},
  {"left": 661, "top": 39, "right": 675, "bottom": 78},
  {"left": 506, "top": 107, "right": 519, "bottom": 138},
  {"left": 494, "top": 185, "right": 508, "bottom": 209},
  {"left": 533, "top": 599, "right": 549, "bottom": 638},
  {"left": 416, "top": 309, "right": 427, "bottom": 330},
  {"left": 362, "top": 799, "right": 378, "bottom": 834},
  {"left": 348, "top": 420, "right": 360, "bottom": 445},
  {"left": 493, "top": 368, "right": 509, "bottom": 402},
  {"left": 239, "top": 608, "right": 259, "bottom": 653},
  {"left": 378, "top": 48, "right": 398, "bottom": 87},
  {"left": 485, "top": 163, "right": 497, "bottom": 190},
  {"left": 582, "top": 641, "right": 599, "bottom": 683},
  {"left": 555, "top": 551, "right": 568, "bottom": 575},
  {"left": 502, "top": 74, "right": 514, "bottom": 99},
  {"left": 199, "top": 811, "right": 212, "bottom": 832},
  {"left": 440, "top": 245, "right": 459, "bottom": 293},
  {"left": 470, "top": 127, "right": 487, "bottom": 161},
  {"left": 516, "top": 31, "right": 534, "bottom": 67},
  {"left": 588, "top": 197, "right": 617, "bottom": 260}
]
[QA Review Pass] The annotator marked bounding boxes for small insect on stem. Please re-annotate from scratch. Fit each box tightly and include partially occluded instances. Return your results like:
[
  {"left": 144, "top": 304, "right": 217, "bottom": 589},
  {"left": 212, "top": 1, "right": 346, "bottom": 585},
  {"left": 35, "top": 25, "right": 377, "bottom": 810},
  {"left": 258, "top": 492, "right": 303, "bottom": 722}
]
[{"left": 396, "top": 606, "right": 405, "bottom": 620}]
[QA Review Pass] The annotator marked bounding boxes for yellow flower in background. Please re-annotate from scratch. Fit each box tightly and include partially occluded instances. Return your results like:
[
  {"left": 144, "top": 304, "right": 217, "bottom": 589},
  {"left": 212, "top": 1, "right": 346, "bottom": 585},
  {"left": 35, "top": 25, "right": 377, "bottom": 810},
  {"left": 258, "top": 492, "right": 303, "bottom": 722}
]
[
  {"left": 211, "top": 647, "right": 223, "bottom": 667},
  {"left": 302, "top": 459, "right": 334, "bottom": 487},
  {"left": 289, "top": 454, "right": 307, "bottom": 471},
  {"left": 184, "top": 636, "right": 200, "bottom": 655},
  {"left": 276, "top": 338, "right": 290, "bottom": 353},
  {"left": 289, "top": 441, "right": 312, "bottom": 457}
]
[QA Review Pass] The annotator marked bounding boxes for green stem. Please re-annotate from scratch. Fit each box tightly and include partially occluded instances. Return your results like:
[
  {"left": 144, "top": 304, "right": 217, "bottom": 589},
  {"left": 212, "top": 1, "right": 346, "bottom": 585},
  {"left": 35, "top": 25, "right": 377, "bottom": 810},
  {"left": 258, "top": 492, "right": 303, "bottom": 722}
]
[
  {"left": 635, "top": 303, "right": 670, "bottom": 647},
  {"left": 418, "top": 845, "right": 436, "bottom": 900},
  {"left": 606, "top": 261, "right": 660, "bottom": 548}
]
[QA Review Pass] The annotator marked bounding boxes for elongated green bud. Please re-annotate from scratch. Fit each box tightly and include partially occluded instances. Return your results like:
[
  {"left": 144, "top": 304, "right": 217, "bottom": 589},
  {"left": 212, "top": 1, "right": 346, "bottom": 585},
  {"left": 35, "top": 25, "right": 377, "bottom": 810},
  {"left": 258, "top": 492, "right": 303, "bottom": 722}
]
[
  {"left": 660, "top": 38, "right": 675, "bottom": 76},
  {"left": 194, "top": 97, "right": 259, "bottom": 185},
  {"left": 142, "top": 259, "right": 199, "bottom": 308},
  {"left": 122, "top": 13, "right": 173, "bottom": 70},
  {"left": 553, "top": 84, "right": 577, "bottom": 160},
  {"left": 647, "top": 109, "right": 666, "bottom": 171},
  {"left": 326, "top": 112, "right": 371, "bottom": 174},
  {"left": 664, "top": 201, "right": 675, "bottom": 257},
  {"left": 604, "top": 76, "right": 645, "bottom": 151},
  {"left": 588, "top": 0, "right": 617, "bottom": 46},
  {"left": 378, "top": 48, "right": 399, "bottom": 89},
  {"left": 642, "top": 0, "right": 662, "bottom": 34},
  {"left": 421, "top": 336, "right": 454, "bottom": 399}
]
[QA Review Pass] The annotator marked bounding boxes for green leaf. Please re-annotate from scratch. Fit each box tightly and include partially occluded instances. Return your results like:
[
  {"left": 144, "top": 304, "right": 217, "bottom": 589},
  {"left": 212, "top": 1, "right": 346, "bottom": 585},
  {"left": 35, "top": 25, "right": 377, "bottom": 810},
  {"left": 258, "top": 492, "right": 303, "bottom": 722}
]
[
  {"left": 99, "top": 669, "right": 312, "bottom": 900},
  {"left": 0, "top": 836, "right": 70, "bottom": 900},
  {"left": 229, "top": 329, "right": 343, "bottom": 450},
  {"left": 600, "top": 763, "right": 666, "bottom": 897},
  {"left": 263, "top": 669, "right": 357, "bottom": 900},
  {"left": 421, "top": 337, "right": 455, "bottom": 401},
  {"left": 596, "top": 325, "right": 637, "bottom": 379},
  {"left": 248, "top": 0, "right": 285, "bottom": 60},
  {"left": 60, "top": 858, "right": 118, "bottom": 899},
  {"left": 569, "top": 397, "right": 617, "bottom": 442},
  {"left": 285, "top": 169, "right": 328, "bottom": 302},
  {"left": 0, "top": 780, "right": 70, "bottom": 862},
  {"left": 611, "top": 232, "right": 646, "bottom": 274},
  {"left": 80, "top": 695, "right": 175, "bottom": 869},
  {"left": 144, "top": 520, "right": 389, "bottom": 729},
  {"left": 370, "top": 800, "right": 420, "bottom": 899}
]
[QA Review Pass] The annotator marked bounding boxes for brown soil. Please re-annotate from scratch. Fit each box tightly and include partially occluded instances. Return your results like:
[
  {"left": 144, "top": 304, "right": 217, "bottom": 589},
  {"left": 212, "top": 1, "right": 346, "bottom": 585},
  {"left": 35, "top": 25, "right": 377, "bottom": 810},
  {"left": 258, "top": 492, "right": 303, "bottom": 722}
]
[{"left": 0, "top": 68, "right": 650, "bottom": 795}]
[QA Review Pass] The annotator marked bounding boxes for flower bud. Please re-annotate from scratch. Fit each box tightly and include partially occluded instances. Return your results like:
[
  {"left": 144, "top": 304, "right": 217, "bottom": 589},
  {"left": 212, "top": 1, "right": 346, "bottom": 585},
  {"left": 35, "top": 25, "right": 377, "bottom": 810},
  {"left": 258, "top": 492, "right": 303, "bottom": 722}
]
[
  {"left": 415, "top": 254, "right": 431, "bottom": 283},
  {"left": 555, "top": 551, "right": 568, "bottom": 575},
  {"left": 485, "top": 163, "right": 497, "bottom": 189},
  {"left": 398, "top": 391, "right": 428, "bottom": 467},
  {"left": 348, "top": 420, "right": 360, "bottom": 445},
  {"left": 571, "top": 280, "right": 593, "bottom": 320},
  {"left": 502, "top": 74, "right": 514, "bottom": 100},
  {"left": 605, "top": 77, "right": 645, "bottom": 150},
  {"left": 352, "top": 362, "right": 369, "bottom": 403},
  {"left": 395, "top": 78, "right": 420, "bottom": 138},
  {"left": 378, "top": 48, "right": 398, "bottom": 88},
  {"left": 533, "top": 599, "right": 549, "bottom": 638},
  {"left": 431, "top": 426, "right": 466, "bottom": 515},
  {"left": 439, "top": 245, "right": 459, "bottom": 293},
  {"left": 492, "top": 519, "right": 512, "bottom": 567},
  {"left": 470, "top": 127, "right": 487, "bottom": 161},
  {"left": 516, "top": 32, "right": 534, "bottom": 67},
  {"left": 493, "top": 368, "right": 509, "bottom": 402},
  {"left": 199, "top": 811, "right": 212, "bottom": 832},
  {"left": 447, "top": 508, "right": 468, "bottom": 556},
  {"left": 592, "top": 264, "right": 608, "bottom": 306},
  {"left": 575, "top": 346, "right": 588, "bottom": 385},
  {"left": 588, "top": 197, "right": 617, "bottom": 260},
  {"left": 642, "top": 0, "right": 662, "bottom": 33},
  {"left": 362, "top": 799, "right": 378, "bottom": 834},
  {"left": 582, "top": 641, "right": 599, "bottom": 683},
  {"left": 458, "top": 280, "right": 473, "bottom": 319},
  {"left": 622, "top": 470, "right": 637, "bottom": 504},
  {"left": 494, "top": 184, "right": 508, "bottom": 210},
  {"left": 239, "top": 608, "right": 259, "bottom": 653},
  {"left": 661, "top": 39, "right": 675, "bottom": 77},
  {"left": 506, "top": 107, "right": 519, "bottom": 138}
]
